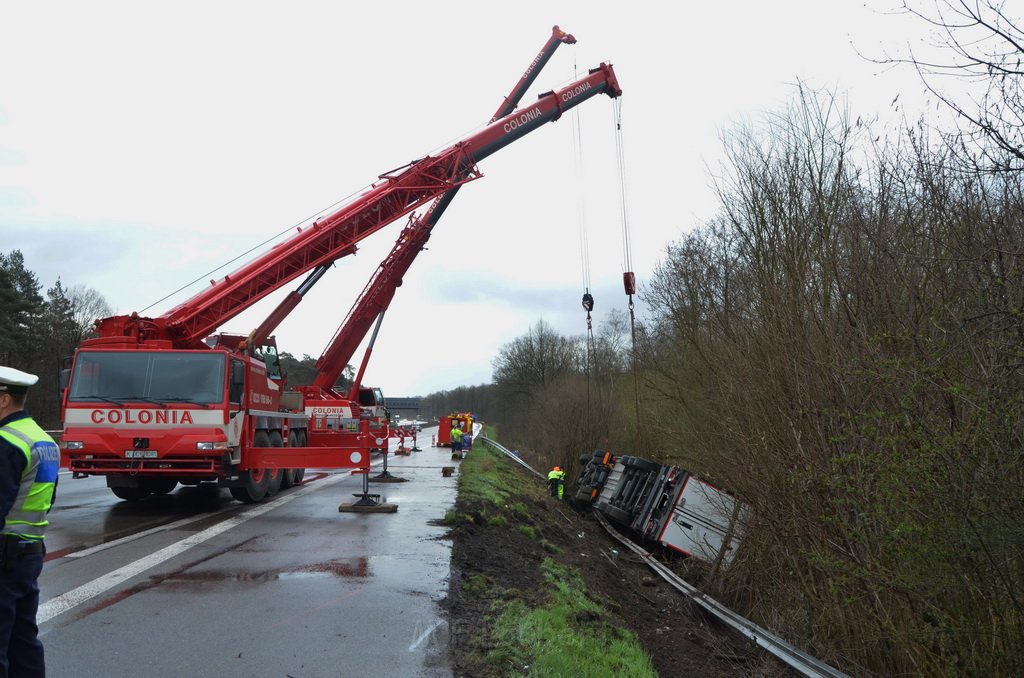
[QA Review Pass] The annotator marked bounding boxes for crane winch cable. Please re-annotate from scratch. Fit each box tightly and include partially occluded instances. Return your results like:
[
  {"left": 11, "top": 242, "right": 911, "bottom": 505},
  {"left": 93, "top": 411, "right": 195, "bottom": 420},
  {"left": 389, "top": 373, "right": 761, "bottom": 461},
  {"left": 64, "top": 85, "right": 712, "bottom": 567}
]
[
  {"left": 612, "top": 97, "right": 646, "bottom": 457},
  {"left": 137, "top": 189, "right": 367, "bottom": 315},
  {"left": 571, "top": 54, "right": 597, "bottom": 436}
]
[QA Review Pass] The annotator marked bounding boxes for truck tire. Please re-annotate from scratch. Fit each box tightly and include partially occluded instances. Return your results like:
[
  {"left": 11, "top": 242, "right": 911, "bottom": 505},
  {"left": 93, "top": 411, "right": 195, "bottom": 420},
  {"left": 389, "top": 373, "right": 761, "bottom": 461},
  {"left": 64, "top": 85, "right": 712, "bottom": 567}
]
[
  {"left": 292, "top": 429, "right": 307, "bottom": 484},
  {"left": 601, "top": 504, "right": 634, "bottom": 525},
  {"left": 265, "top": 431, "right": 285, "bottom": 497},
  {"left": 111, "top": 487, "right": 151, "bottom": 502},
  {"left": 230, "top": 430, "right": 272, "bottom": 503},
  {"left": 230, "top": 467, "right": 270, "bottom": 503},
  {"left": 281, "top": 431, "right": 301, "bottom": 488},
  {"left": 622, "top": 456, "right": 660, "bottom": 473},
  {"left": 572, "top": 485, "right": 595, "bottom": 506},
  {"left": 143, "top": 478, "right": 177, "bottom": 495}
]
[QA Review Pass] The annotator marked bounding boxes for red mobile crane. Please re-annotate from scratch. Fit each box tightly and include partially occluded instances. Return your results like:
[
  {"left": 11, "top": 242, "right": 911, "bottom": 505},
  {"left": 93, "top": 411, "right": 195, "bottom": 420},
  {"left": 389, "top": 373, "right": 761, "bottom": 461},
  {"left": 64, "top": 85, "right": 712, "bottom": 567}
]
[
  {"left": 60, "top": 39, "right": 620, "bottom": 504},
  {"left": 291, "top": 26, "right": 579, "bottom": 449}
]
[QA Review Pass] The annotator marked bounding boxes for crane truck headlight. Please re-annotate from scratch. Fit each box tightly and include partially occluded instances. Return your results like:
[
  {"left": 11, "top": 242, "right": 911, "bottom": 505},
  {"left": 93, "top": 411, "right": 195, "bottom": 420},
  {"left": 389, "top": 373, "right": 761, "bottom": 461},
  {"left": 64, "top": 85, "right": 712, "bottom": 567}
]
[
  {"left": 196, "top": 441, "right": 230, "bottom": 450},
  {"left": 60, "top": 441, "right": 84, "bottom": 450}
]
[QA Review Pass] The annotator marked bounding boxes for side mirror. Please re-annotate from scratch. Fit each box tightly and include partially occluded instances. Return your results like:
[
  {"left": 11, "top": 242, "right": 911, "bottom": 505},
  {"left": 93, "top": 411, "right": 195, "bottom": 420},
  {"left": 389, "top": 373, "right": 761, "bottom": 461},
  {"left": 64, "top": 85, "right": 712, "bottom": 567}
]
[
  {"left": 229, "top": 362, "right": 246, "bottom": 403},
  {"left": 58, "top": 368, "right": 71, "bottom": 392}
]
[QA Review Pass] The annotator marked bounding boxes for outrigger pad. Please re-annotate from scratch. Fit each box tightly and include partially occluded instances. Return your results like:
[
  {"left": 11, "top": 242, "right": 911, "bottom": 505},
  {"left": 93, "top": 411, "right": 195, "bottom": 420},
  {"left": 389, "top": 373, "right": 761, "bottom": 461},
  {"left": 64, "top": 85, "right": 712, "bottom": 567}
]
[
  {"left": 339, "top": 493, "right": 398, "bottom": 512},
  {"left": 339, "top": 501, "right": 399, "bottom": 513},
  {"left": 369, "top": 474, "right": 408, "bottom": 483}
]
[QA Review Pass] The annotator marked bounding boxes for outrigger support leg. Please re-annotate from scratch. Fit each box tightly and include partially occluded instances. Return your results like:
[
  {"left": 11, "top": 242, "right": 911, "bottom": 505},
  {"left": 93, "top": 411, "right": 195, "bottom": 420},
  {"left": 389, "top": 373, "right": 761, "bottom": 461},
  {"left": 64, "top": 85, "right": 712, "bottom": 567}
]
[
  {"left": 370, "top": 449, "right": 408, "bottom": 483},
  {"left": 339, "top": 468, "right": 399, "bottom": 513}
]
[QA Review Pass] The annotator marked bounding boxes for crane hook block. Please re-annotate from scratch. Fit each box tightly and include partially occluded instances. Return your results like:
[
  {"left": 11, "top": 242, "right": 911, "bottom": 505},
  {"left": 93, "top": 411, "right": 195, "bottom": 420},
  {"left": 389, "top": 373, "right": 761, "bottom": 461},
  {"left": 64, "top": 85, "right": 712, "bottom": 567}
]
[
  {"left": 582, "top": 293, "right": 594, "bottom": 313},
  {"left": 623, "top": 272, "right": 636, "bottom": 296}
]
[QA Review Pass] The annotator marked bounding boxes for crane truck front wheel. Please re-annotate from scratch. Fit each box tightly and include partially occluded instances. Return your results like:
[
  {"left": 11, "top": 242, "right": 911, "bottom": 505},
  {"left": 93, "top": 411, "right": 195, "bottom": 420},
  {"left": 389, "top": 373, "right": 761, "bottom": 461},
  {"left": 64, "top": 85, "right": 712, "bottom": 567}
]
[
  {"left": 230, "top": 467, "right": 270, "bottom": 503},
  {"left": 230, "top": 430, "right": 272, "bottom": 503},
  {"left": 111, "top": 486, "right": 151, "bottom": 502}
]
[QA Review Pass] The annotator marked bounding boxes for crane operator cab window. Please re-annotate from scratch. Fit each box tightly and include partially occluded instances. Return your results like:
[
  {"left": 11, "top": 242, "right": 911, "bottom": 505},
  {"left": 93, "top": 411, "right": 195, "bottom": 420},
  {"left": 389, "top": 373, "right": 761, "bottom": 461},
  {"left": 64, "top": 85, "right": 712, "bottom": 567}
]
[{"left": 254, "top": 342, "right": 283, "bottom": 382}]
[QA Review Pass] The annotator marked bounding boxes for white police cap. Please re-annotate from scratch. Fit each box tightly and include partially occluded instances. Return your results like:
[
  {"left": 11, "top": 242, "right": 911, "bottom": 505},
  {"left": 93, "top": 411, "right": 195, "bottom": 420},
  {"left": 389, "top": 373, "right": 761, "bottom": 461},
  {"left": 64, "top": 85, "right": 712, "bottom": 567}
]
[{"left": 0, "top": 366, "right": 39, "bottom": 393}]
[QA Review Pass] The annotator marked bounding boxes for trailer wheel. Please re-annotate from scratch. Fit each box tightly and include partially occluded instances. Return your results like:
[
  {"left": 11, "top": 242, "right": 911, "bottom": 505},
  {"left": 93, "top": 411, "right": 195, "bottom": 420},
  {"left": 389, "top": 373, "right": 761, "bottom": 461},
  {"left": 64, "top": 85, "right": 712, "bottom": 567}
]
[
  {"left": 572, "top": 486, "right": 595, "bottom": 506},
  {"left": 601, "top": 504, "right": 634, "bottom": 525},
  {"left": 230, "top": 431, "right": 272, "bottom": 503},
  {"left": 111, "top": 487, "right": 151, "bottom": 502},
  {"left": 622, "top": 456, "right": 660, "bottom": 473}
]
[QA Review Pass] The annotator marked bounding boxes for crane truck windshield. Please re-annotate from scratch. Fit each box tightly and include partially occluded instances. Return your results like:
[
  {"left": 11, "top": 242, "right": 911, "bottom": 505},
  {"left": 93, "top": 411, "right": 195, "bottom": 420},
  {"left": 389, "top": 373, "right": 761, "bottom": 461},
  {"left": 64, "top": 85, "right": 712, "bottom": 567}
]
[{"left": 67, "top": 351, "right": 227, "bottom": 406}]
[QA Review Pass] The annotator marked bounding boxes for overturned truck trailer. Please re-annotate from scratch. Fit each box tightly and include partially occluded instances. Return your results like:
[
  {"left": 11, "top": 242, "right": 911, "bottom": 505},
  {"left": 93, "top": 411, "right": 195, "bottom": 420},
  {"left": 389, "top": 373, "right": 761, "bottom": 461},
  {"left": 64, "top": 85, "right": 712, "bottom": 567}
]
[{"left": 573, "top": 452, "right": 749, "bottom": 568}]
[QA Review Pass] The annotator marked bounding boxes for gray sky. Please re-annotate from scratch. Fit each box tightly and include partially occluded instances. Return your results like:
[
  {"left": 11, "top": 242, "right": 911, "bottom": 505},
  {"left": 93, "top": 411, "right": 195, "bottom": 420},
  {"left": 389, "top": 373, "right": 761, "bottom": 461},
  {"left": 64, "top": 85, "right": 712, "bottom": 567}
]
[{"left": 1, "top": 1, "right": 925, "bottom": 396}]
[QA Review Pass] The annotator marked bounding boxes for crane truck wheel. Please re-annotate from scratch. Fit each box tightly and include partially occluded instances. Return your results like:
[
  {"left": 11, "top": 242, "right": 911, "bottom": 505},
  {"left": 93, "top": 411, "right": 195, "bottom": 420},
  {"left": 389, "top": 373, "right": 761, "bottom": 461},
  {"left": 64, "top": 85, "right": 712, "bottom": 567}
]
[
  {"left": 281, "top": 430, "right": 302, "bottom": 488},
  {"left": 229, "top": 430, "right": 272, "bottom": 503},
  {"left": 144, "top": 478, "right": 177, "bottom": 495},
  {"left": 229, "top": 469, "right": 269, "bottom": 504},
  {"left": 292, "top": 429, "right": 307, "bottom": 484},
  {"left": 111, "top": 486, "right": 151, "bottom": 502},
  {"left": 265, "top": 430, "right": 285, "bottom": 497}
]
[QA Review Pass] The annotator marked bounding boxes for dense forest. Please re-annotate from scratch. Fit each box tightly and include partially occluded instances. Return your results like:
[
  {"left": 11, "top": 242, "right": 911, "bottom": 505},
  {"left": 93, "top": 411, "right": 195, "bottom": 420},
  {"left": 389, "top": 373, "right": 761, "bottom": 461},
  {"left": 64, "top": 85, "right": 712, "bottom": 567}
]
[{"left": 5, "top": 2, "right": 1022, "bottom": 673}]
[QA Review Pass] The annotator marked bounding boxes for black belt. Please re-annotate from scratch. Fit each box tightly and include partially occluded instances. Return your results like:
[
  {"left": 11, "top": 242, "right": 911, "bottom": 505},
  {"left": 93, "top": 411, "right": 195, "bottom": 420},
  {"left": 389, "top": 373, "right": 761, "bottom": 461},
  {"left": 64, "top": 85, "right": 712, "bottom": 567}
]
[
  {"left": 1, "top": 535, "right": 45, "bottom": 556},
  {"left": 17, "top": 541, "right": 45, "bottom": 555}
]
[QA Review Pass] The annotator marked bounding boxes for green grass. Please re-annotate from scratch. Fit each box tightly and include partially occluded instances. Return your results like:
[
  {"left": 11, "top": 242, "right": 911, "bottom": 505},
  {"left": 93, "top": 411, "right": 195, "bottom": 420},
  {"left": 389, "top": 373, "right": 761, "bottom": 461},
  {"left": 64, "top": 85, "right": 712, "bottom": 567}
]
[
  {"left": 488, "top": 559, "right": 656, "bottom": 677},
  {"left": 459, "top": 442, "right": 516, "bottom": 506},
  {"left": 459, "top": 441, "right": 656, "bottom": 677}
]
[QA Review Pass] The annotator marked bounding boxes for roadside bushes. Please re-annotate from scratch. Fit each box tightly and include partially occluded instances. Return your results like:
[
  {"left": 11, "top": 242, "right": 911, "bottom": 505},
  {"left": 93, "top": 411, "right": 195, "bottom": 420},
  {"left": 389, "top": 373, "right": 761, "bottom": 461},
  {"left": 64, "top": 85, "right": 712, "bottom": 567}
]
[{"left": 642, "top": 87, "right": 1024, "bottom": 674}]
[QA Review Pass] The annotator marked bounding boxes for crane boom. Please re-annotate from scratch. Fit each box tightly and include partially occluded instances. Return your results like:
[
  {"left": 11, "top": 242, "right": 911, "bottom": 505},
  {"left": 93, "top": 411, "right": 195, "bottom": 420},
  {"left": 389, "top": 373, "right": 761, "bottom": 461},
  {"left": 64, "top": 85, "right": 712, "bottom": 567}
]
[
  {"left": 90, "top": 61, "right": 619, "bottom": 351},
  {"left": 309, "top": 25, "right": 580, "bottom": 391}
]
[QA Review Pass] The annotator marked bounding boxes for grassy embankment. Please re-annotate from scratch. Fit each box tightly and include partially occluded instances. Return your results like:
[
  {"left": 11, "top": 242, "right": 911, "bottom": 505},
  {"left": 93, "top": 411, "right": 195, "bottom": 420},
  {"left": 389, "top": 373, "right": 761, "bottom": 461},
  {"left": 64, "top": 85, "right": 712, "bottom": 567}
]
[{"left": 450, "top": 436, "right": 656, "bottom": 677}]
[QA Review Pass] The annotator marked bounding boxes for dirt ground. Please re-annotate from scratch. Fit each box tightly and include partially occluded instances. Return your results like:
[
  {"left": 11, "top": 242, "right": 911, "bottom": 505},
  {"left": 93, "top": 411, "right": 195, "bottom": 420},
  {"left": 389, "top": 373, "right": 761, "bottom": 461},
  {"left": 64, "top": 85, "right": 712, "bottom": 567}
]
[{"left": 443, "top": 459, "right": 795, "bottom": 677}]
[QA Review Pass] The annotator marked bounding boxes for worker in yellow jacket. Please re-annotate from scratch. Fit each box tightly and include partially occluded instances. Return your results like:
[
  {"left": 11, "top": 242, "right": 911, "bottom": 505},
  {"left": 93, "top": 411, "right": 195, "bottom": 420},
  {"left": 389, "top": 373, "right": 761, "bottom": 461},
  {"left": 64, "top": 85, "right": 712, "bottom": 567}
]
[{"left": 547, "top": 466, "right": 566, "bottom": 499}]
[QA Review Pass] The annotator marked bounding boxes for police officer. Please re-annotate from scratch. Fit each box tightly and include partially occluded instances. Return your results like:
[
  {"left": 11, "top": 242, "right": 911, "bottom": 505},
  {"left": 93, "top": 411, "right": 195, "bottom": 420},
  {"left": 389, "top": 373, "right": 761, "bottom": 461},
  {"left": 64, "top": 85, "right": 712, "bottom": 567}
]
[{"left": 0, "top": 366, "right": 59, "bottom": 677}]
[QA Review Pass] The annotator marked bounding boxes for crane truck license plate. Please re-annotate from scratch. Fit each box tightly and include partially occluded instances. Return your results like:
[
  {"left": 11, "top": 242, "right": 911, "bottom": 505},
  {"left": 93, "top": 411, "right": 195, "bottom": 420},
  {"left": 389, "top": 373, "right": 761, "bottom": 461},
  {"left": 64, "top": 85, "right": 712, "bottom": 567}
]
[{"left": 124, "top": 450, "right": 158, "bottom": 459}]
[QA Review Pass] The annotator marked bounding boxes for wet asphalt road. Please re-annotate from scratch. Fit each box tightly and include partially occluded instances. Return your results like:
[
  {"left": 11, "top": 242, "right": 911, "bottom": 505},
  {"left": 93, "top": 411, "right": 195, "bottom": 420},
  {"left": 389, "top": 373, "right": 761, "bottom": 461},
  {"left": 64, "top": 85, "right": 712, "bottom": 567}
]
[{"left": 38, "top": 426, "right": 459, "bottom": 678}]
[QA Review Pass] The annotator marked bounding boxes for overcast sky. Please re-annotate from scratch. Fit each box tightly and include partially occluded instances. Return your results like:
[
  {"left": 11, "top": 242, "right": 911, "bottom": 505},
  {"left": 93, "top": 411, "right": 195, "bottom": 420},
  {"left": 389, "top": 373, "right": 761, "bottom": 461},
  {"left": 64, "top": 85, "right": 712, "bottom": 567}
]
[{"left": 1, "top": 1, "right": 928, "bottom": 396}]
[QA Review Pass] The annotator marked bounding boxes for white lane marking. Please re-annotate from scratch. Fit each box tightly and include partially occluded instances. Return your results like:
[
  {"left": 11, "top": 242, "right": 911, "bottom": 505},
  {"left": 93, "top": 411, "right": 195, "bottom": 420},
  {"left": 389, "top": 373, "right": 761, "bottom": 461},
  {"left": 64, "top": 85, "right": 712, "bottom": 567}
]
[
  {"left": 408, "top": 619, "right": 447, "bottom": 651},
  {"left": 38, "top": 473, "right": 347, "bottom": 624},
  {"left": 65, "top": 509, "right": 235, "bottom": 559}
]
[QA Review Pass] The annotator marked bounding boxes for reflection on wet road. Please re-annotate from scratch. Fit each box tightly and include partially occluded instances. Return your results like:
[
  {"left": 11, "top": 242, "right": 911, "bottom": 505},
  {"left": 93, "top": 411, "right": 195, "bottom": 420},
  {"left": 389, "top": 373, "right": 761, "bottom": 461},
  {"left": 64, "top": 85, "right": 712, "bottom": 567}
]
[{"left": 39, "top": 428, "right": 457, "bottom": 677}]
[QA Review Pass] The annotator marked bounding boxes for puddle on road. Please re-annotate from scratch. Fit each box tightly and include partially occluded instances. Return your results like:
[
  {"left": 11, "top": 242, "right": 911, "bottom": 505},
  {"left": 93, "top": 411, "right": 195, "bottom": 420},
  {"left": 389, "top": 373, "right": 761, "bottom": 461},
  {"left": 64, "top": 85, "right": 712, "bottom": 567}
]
[
  {"left": 163, "top": 556, "right": 371, "bottom": 584},
  {"left": 69, "top": 536, "right": 371, "bottom": 626}
]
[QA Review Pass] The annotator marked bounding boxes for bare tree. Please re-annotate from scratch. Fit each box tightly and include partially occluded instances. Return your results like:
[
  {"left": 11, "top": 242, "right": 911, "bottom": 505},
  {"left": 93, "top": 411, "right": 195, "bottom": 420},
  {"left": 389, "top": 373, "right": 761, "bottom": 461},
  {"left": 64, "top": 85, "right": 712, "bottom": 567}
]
[
  {"left": 491, "top": 319, "right": 580, "bottom": 396},
  {"left": 882, "top": 0, "right": 1024, "bottom": 170},
  {"left": 67, "top": 283, "right": 113, "bottom": 340}
]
